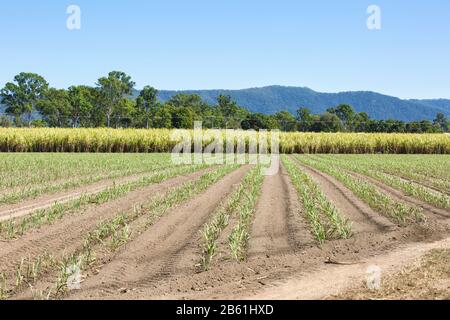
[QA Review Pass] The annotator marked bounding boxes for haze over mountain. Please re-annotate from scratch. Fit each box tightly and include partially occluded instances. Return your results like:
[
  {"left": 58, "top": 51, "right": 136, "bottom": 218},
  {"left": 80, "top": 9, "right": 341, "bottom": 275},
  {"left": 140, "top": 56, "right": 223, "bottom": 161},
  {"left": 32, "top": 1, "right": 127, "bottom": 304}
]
[{"left": 2, "top": 86, "right": 449, "bottom": 122}]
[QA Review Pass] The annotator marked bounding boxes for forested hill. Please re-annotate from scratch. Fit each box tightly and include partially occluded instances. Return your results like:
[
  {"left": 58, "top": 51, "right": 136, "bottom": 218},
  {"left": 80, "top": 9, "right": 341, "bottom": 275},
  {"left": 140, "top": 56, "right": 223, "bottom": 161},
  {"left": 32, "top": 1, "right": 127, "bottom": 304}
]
[
  {"left": 153, "top": 86, "right": 450, "bottom": 122},
  {"left": 2, "top": 85, "right": 450, "bottom": 122}
]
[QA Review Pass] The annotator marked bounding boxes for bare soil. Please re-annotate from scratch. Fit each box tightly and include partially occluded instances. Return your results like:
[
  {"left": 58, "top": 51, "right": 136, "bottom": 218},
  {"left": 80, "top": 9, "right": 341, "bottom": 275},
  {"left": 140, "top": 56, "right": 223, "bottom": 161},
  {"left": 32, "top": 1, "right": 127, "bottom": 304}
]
[
  {"left": 67, "top": 165, "right": 250, "bottom": 299},
  {"left": 66, "top": 163, "right": 449, "bottom": 300},
  {"left": 248, "top": 164, "right": 295, "bottom": 256},
  {"left": 2, "top": 160, "right": 449, "bottom": 300}
]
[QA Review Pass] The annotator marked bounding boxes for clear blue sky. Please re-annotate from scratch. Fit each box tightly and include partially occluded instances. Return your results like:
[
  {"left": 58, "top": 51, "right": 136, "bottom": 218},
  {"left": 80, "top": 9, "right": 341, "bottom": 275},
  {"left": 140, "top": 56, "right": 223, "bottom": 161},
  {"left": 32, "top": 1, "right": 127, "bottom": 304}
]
[{"left": 1, "top": 0, "right": 449, "bottom": 99}]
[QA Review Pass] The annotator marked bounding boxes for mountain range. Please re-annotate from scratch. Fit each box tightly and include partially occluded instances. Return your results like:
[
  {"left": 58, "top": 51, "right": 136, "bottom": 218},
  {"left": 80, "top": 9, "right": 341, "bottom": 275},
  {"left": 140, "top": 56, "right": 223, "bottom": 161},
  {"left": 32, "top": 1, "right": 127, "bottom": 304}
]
[
  {"left": 2, "top": 86, "right": 449, "bottom": 122},
  {"left": 154, "top": 86, "right": 450, "bottom": 122}
]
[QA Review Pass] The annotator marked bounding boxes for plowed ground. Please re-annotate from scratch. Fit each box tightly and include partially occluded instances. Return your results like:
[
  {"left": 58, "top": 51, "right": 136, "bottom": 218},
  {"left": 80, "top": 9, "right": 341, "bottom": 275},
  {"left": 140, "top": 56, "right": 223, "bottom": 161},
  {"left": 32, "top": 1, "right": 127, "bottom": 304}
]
[{"left": 0, "top": 156, "right": 448, "bottom": 300}]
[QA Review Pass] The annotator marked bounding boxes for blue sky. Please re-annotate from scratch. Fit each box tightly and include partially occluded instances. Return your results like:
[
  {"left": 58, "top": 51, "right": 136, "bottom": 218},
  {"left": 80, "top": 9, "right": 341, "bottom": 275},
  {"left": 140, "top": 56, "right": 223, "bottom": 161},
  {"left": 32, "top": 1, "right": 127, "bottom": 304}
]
[{"left": 1, "top": 0, "right": 449, "bottom": 99}]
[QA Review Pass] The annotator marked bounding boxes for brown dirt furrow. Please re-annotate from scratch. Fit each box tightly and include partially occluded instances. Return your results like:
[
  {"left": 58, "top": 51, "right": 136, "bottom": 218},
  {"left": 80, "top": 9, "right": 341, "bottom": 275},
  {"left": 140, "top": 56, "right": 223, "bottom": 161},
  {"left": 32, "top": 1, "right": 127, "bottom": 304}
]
[
  {"left": 0, "top": 170, "right": 173, "bottom": 223},
  {"left": 0, "top": 169, "right": 210, "bottom": 275},
  {"left": 67, "top": 165, "right": 250, "bottom": 299},
  {"left": 291, "top": 159, "right": 396, "bottom": 232},
  {"left": 248, "top": 163, "right": 302, "bottom": 257},
  {"left": 349, "top": 171, "right": 450, "bottom": 220}
]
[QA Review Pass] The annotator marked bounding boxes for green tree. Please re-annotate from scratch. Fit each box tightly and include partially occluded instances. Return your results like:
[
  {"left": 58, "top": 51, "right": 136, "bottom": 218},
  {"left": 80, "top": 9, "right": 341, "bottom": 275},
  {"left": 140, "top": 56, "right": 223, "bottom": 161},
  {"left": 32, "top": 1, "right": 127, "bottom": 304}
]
[
  {"left": 241, "top": 113, "right": 271, "bottom": 130},
  {"left": 0, "top": 73, "right": 48, "bottom": 126},
  {"left": 68, "top": 86, "right": 95, "bottom": 128},
  {"left": 296, "top": 108, "right": 314, "bottom": 131},
  {"left": 167, "top": 94, "right": 203, "bottom": 110},
  {"left": 216, "top": 95, "right": 248, "bottom": 129},
  {"left": 274, "top": 110, "right": 296, "bottom": 131},
  {"left": 153, "top": 105, "right": 173, "bottom": 128},
  {"left": 433, "top": 113, "right": 449, "bottom": 132},
  {"left": 166, "top": 93, "right": 216, "bottom": 128},
  {"left": 97, "top": 71, "right": 135, "bottom": 127},
  {"left": 36, "top": 88, "right": 71, "bottom": 127},
  {"left": 217, "top": 95, "right": 238, "bottom": 117},
  {"left": 83, "top": 87, "right": 106, "bottom": 127},
  {"left": 327, "top": 104, "right": 355, "bottom": 130},
  {"left": 137, "top": 86, "right": 158, "bottom": 129},
  {"left": 406, "top": 122, "right": 422, "bottom": 133},
  {"left": 419, "top": 120, "right": 440, "bottom": 133},
  {"left": 351, "top": 112, "right": 370, "bottom": 132},
  {"left": 0, "top": 116, "right": 13, "bottom": 127},
  {"left": 312, "top": 112, "right": 344, "bottom": 132},
  {"left": 112, "top": 98, "right": 136, "bottom": 128},
  {"left": 171, "top": 107, "right": 195, "bottom": 129}
]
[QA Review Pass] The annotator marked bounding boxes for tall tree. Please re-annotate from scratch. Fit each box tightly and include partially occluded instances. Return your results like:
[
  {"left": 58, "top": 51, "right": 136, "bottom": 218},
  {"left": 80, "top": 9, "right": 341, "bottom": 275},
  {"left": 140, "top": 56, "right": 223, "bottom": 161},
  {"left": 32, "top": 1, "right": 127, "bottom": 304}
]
[
  {"left": 136, "top": 86, "right": 158, "bottom": 129},
  {"left": 217, "top": 95, "right": 239, "bottom": 118},
  {"left": 274, "top": 110, "right": 296, "bottom": 131},
  {"left": 112, "top": 98, "right": 136, "bottom": 128},
  {"left": 153, "top": 104, "right": 173, "bottom": 128},
  {"left": 171, "top": 107, "right": 195, "bottom": 129},
  {"left": 67, "top": 86, "right": 95, "bottom": 128},
  {"left": 351, "top": 112, "right": 370, "bottom": 132},
  {"left": 167, "top": 93, "right": 203, "bottom": 110},
  {"left": 0, "top": 73, "right": 48, "bottom": 126},
  {"left": 96, "top": 71, "right": 135, "bottom": 127},
  {"left": 312, "top": 113, "right": 344, "bottom": 132},
  {"left": 296, "top": 108, "right": 314, "bottom": 131},
  {"left": 216, "top": 95, "right": 247, "bottom": 129},
  {"left": 327, "top": 104, "right": 355, "bottom": 130},
  {"left": 36, "top": 88, "right": 71, "bottom": 127},
  {"left": 433, "top": 113, "right": 449, "bottom": 132}
]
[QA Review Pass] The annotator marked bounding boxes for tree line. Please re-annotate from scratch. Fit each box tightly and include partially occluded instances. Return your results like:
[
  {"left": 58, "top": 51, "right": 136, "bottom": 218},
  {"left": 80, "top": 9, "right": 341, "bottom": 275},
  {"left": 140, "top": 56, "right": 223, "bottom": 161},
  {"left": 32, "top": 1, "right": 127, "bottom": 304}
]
[{"left": 1, "top": 71, "right": 449, "bottom": 133}]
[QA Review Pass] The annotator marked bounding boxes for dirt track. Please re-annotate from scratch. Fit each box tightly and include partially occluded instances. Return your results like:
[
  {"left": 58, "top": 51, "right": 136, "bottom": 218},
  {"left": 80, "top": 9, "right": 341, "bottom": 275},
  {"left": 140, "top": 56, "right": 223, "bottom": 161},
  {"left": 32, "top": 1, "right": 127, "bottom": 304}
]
[{"left": 248, "top": 236, "right": 450, "bottom": 300}]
